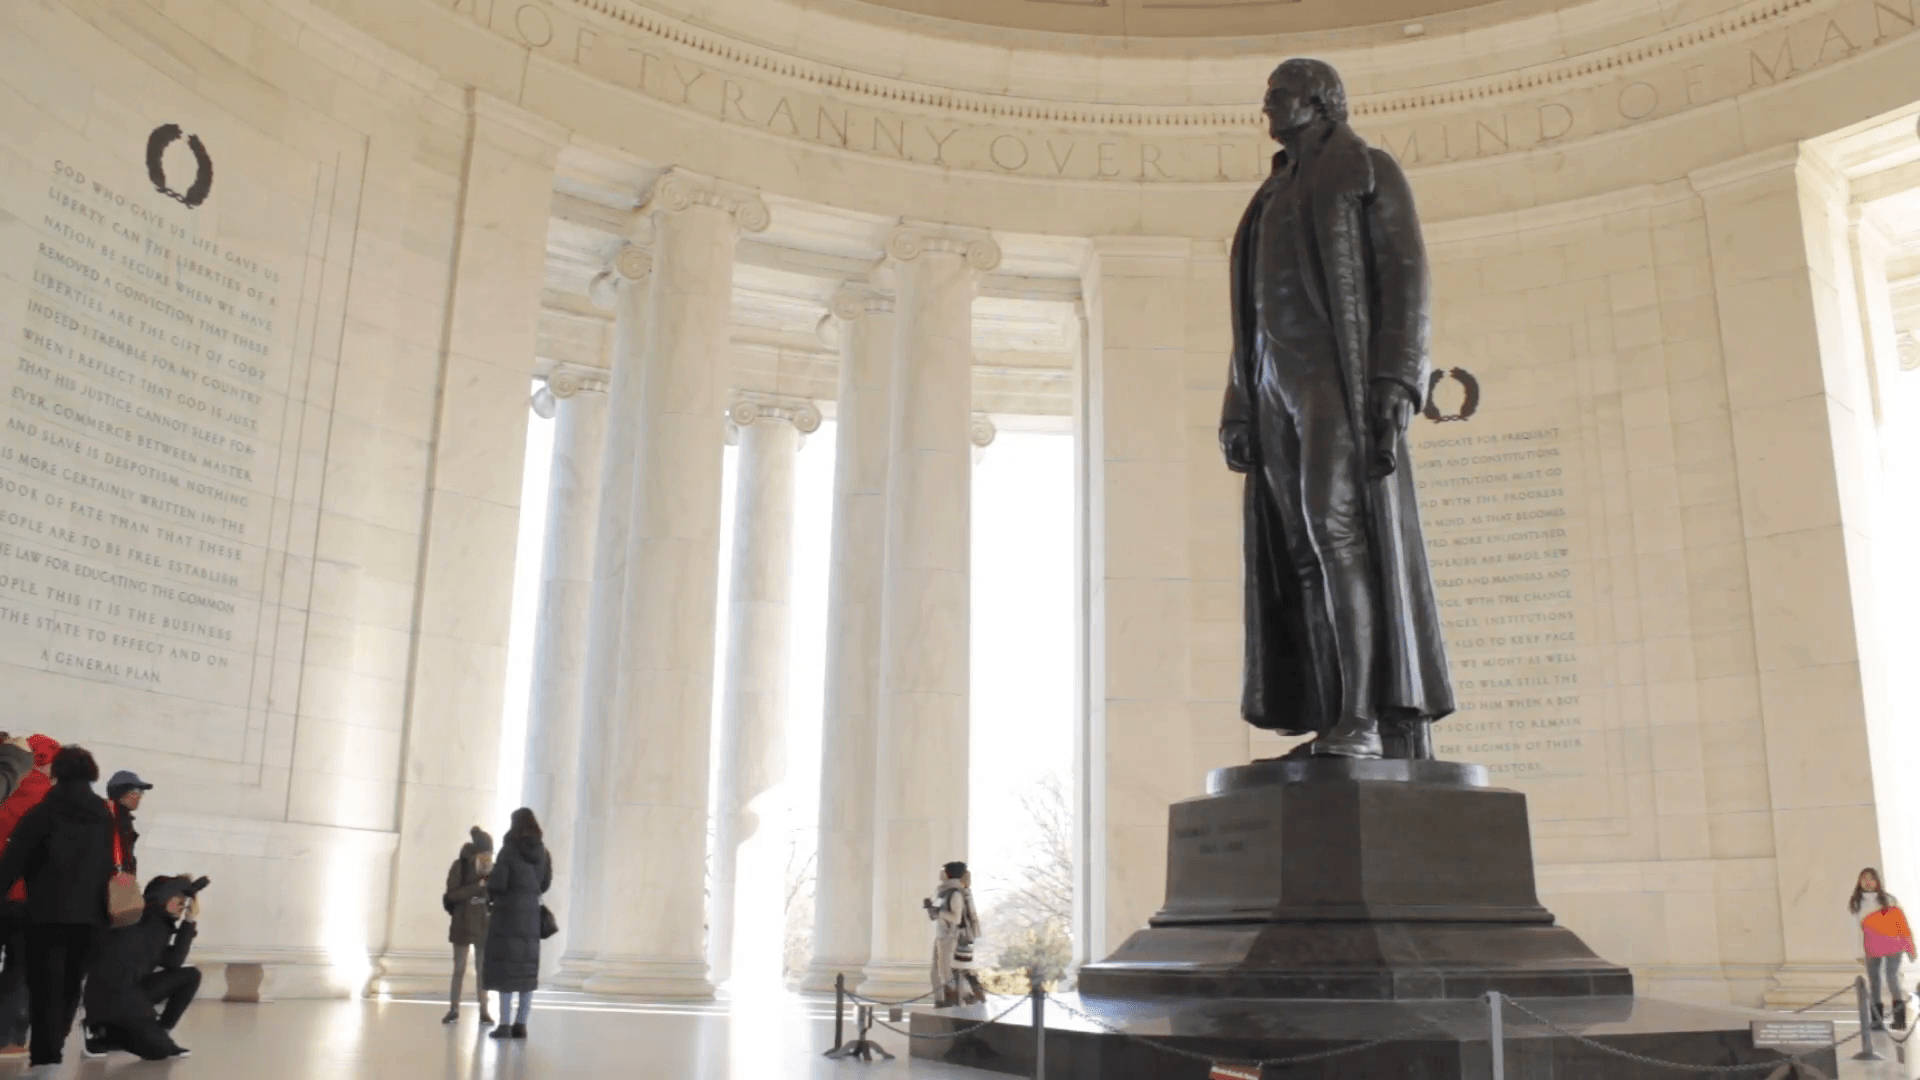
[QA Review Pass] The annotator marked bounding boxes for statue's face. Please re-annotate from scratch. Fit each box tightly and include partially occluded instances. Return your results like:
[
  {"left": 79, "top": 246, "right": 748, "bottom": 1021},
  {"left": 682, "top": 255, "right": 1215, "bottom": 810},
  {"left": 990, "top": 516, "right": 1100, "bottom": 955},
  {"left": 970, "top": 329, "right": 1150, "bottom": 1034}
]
[{"left": 1263, "top": 67, "right": 1317, "bottom": 140}]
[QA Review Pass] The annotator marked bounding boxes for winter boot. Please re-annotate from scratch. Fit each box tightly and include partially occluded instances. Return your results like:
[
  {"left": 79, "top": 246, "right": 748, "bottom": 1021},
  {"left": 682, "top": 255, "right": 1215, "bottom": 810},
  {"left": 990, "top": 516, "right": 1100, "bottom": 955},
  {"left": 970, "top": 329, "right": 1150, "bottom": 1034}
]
[
  {"left": 1896, "top": 997, "right": 1909, "bottom": 1031},
  {"left": 1873, "top": 1001, "right": 1887, "bottom": 1030}
]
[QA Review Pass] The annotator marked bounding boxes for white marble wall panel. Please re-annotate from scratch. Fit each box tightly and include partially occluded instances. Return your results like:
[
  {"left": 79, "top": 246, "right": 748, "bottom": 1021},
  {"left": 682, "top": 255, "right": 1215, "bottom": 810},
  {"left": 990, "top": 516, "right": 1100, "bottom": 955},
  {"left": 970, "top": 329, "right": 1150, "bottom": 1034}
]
[
  {"left": 372, "top": 94, "right": 566, "bottom": 995},
  {"left": 1688, "top": 149, "right": 1883, "bottom": 1004},
  {"left": 1079, "top": 238, "right": 1204, "bottom": 960},
  {"left": 0, "top": 0, "right": 514, "bottom": 996}
]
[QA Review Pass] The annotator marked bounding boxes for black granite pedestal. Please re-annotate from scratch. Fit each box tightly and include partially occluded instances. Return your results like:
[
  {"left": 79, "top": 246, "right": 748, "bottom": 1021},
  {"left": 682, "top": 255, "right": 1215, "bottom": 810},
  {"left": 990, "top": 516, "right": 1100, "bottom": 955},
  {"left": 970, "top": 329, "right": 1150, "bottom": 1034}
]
[
  {"left": 909, "top": 761, "right": 1820, "bottom": 1078},
  {"left": 1078, "top": 757, "right": 1632, "bottom": 1000},
  {"left": 909, "top": 994, "right": 1833, "bottom": 1079}
]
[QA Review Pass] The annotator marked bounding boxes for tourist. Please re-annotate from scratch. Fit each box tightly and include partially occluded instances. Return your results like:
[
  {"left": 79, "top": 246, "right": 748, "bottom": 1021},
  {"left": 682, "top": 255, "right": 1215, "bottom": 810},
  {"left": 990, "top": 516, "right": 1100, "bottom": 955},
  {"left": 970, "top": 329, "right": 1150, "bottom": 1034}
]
[
  {"left": 924, "top": 861, "right": 984, "bottom": 1007},
  {"left": 1851, "top": 868, "right": 1916, "bottom": 1030},
  {"left": 81, "top": 875, "right": 202, "bottom": 1060},
  {"left": 482, "top": 808, "right": 551, "bottom": 1040},
  {"left": 0, "top": 735, "right": 60, "bottom": 1056},
  {"left": 0, "top": 734, "right": 31, "bottom": 803},
  {"left": 443, "top": 827, "right": 495, "bottom": 1025},
  {"left": 105, "top": 770, "right": 152, "bottom": 877},
  {"left": 0, "top": 746, "right": 116, "bottom": 1068}
]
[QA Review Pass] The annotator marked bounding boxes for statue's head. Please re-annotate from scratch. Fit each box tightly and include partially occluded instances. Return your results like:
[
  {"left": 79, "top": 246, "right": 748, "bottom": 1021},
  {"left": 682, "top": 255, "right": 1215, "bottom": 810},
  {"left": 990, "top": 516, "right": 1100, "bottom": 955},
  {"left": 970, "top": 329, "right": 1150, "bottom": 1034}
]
[{"left": 1264, "top": 58, "right": 1348, "bottom": 140}]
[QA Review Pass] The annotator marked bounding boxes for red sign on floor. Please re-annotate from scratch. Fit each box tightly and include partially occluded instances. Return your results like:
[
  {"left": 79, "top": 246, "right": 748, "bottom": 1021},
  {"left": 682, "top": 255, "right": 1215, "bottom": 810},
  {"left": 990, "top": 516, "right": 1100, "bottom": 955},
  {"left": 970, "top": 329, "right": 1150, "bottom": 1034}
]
[{"left": 1210, "top": 1065, "right": 1262, "bottom": 1080}]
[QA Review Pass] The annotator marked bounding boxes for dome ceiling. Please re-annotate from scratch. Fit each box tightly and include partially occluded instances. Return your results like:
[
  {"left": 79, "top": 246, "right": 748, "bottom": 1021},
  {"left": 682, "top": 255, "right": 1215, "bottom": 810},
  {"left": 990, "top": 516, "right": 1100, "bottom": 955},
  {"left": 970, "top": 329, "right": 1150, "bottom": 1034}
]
[{"left": 839, "top": 0, "right": 1548, "bottom": 39}]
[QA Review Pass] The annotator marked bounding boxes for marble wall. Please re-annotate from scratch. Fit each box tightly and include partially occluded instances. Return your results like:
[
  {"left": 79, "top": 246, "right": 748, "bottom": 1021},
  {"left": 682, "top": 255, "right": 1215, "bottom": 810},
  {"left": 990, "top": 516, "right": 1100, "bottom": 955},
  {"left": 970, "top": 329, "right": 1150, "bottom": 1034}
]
[
  {"left": 8, "top": 0, "right": 1920, "bottom": 1007},
  {"left": 0, "top": 0, "right": 559, "bottom": 995}
]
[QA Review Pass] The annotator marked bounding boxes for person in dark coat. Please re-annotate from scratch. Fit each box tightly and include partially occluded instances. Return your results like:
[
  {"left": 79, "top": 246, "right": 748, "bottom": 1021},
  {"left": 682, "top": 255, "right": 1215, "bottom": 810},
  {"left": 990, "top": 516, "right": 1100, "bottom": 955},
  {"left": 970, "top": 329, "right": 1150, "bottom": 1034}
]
[
  {"left": 481, "top": 808, "right": 551, "bottom": 1040},
  {"left": 442, "top": 827, "right": 494, "bottom": 1025},
  {"left": 105, "top": 770, "right": 152, "bottom": 878},
  {"left": 0, "top": 745, "right": 115, "bottom": 1067},
  {"left": 81, "top": 875, "right": 199, "bottom": 1060},
  {"left": 0, "top": 734, "right": 58, "bottom": 1054}
]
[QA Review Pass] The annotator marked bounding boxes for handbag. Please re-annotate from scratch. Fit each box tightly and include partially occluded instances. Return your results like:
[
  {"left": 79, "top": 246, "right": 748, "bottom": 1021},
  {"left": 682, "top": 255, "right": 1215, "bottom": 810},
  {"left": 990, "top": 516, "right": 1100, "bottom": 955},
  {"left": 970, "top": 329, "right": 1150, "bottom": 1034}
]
[
  {"left": 539, "top": 904, "right": 559, "bottom": 940},
  {"left": 106, "top": 802, "right": 142, "bottom": 928}
]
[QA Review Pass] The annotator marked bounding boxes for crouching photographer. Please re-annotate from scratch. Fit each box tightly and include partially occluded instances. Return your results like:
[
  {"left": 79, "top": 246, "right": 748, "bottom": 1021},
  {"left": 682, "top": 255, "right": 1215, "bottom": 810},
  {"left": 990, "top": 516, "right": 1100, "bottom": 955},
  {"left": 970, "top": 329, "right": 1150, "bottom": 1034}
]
[{"left": 82, "top": 875, "right": 208, "bottom": 1060}]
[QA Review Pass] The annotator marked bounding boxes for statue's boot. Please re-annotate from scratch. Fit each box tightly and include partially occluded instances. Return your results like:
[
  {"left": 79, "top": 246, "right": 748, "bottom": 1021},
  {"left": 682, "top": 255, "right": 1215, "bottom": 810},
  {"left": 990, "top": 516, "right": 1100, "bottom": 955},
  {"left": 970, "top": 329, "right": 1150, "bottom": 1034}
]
[
  {"left": 1310, "top": 547, "right": 1383, "bottom": 759},
  {"left": 1310, "top": 715, "right": 1383, "bottom": 758}
]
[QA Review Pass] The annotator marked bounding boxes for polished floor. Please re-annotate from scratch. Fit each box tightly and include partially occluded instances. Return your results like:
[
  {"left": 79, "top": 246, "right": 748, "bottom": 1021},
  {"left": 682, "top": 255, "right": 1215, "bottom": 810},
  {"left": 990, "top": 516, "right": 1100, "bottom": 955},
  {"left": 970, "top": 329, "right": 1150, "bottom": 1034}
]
[
  {"left": 0, "top": 991, "right": 1912, "bottom": 1079},
  {"left": 0, "top": 989, "right": 1001, "bottom": 1080}
]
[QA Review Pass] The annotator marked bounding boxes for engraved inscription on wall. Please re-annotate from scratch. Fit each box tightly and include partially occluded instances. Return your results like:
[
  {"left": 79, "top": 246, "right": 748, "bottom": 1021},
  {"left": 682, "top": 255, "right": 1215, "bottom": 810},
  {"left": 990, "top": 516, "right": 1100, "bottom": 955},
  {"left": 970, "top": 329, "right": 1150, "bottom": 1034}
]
[
  {"left": 0, "top": 158, "right": 285, "bottom": 706},
  {"left": 1414, "top": 420, "right": 1591, "bottom": 784}
]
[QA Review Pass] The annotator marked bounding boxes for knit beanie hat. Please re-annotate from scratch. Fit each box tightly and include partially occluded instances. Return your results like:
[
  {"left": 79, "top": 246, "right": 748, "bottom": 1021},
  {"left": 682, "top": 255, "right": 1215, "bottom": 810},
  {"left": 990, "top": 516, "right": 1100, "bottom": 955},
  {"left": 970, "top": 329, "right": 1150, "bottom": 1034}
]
[
  {"left": 469, "top": 826, "right": 494, "bottom": 855},
  {"left": 27, "top": 734, "right": 59, "bottom": 768}
]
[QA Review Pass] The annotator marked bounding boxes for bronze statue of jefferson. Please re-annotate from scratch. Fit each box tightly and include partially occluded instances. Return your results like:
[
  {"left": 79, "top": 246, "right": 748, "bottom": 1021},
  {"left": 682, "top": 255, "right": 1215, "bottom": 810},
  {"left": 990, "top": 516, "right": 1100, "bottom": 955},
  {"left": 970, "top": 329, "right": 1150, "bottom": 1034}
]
[{"left": 1220, "top": 58, "right": 1454, "bottom": 760}]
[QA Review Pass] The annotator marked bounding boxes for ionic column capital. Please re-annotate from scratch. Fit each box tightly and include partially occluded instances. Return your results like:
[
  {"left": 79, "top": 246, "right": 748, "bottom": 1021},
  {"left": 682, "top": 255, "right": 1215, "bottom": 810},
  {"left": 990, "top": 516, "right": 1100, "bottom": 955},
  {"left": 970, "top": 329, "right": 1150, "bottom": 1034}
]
[
  {"left": 885, "top": 222, "right": 1000, "bottom": 272},
  {"left": 588, "top": 245, "right": 653, "bottom": 309},
  {"left": 829, "top": 283, "right": 897, "bottom": 323},
  {"left": 970, "top": 414, "right": 997, "bottom": 449},
  {"left": 532, "top": 364, "right": 610, "bottom": 417},
  {"left": 727, "top": 392, "right": 823, "bottom": 436},
  {"left": 643, "top": 168, "right": 771, "bottom": 234}
]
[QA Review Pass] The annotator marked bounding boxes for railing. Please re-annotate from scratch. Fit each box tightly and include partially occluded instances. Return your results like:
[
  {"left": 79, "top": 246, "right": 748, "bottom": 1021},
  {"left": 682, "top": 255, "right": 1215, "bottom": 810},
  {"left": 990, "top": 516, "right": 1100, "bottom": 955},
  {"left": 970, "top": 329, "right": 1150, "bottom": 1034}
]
[{"left": 819, "top": 970, "right": 1888, "bottom": 1078}]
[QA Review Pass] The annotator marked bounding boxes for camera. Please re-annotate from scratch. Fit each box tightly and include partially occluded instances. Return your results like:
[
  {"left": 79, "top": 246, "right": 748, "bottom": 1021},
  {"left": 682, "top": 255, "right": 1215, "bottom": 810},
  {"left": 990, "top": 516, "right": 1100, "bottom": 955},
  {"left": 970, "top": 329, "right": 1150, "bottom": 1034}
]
[{"left": 182, "top": 876, "right": 211, "bottom": 896}]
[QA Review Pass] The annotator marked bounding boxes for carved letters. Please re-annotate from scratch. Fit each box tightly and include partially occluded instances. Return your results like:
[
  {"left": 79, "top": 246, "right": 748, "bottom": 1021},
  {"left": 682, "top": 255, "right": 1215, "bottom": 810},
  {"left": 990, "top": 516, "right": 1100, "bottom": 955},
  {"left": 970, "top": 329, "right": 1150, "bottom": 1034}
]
[{"left": 367, "top": 0, "right": 1920, "bottom": 180}]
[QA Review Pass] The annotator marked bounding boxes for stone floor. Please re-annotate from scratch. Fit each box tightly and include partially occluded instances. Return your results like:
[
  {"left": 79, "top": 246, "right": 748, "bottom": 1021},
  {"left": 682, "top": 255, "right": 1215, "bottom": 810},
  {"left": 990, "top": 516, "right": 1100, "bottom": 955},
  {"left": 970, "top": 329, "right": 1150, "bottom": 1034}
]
[
  {"left": 0, "top": 988, "right": 994, "bottom": 1079},
  {"left": 0, "top": 992, "right": 1911, "bottom": 1078}
]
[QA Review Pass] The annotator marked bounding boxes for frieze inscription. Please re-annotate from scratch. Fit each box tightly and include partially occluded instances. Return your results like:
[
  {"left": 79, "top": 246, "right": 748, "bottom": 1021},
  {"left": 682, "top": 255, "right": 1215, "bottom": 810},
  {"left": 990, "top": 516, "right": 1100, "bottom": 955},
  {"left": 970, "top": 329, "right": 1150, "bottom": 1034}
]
[{"left": 318, "top": 0, "right": 1920, "bottom": 181}]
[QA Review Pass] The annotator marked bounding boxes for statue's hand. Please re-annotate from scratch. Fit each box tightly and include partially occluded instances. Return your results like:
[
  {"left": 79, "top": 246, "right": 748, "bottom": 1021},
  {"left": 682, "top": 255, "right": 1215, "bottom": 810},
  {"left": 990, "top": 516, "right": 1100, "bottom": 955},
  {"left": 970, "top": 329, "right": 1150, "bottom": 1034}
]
[
  {"left": 1367, "top": 381, "right": 1416, "bottom": 479},
  {"left": 1220, "top": 423, "right": 1256, "bottom": 474}
]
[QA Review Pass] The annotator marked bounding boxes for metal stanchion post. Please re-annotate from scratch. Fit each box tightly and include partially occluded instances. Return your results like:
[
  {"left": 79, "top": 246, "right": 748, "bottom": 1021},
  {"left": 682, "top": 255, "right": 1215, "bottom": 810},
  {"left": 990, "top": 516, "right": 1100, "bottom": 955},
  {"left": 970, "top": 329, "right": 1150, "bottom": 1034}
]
[
  {"left": 1031, "top": 969, "right": 1046, "bottom": 1079},
  {"left": 825, "top": 973, "right": 845, "bottom": 1056},
  {"left": 1486, "top": 990, "right": 1505, "bottom": 1080},
  {"left": 1857, "top": 974, "right": 1885, "bottom": 1061}
]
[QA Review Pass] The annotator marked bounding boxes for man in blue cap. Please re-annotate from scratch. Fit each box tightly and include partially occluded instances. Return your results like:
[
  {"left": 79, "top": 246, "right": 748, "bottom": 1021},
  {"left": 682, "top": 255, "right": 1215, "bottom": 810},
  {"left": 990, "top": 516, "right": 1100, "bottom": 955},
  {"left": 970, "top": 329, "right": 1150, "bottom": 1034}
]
[{"left": 105, "top": 771, "right": 152, "bottom": 877}]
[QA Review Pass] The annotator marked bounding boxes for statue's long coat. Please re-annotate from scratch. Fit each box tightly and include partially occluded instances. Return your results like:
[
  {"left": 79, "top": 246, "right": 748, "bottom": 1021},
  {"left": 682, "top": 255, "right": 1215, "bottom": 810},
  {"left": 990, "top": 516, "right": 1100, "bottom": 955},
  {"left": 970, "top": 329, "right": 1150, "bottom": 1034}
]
[{"left": 1221, "top": 127, "right": 1455, "bottom": 735}]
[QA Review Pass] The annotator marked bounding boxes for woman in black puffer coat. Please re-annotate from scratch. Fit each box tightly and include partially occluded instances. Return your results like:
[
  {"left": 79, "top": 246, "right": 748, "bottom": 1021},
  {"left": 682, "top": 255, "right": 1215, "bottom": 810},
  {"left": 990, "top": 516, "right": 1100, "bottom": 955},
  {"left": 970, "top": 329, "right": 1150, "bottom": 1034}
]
[{"left": 481, "top": 808, "right": 550, "bottom": 1040}]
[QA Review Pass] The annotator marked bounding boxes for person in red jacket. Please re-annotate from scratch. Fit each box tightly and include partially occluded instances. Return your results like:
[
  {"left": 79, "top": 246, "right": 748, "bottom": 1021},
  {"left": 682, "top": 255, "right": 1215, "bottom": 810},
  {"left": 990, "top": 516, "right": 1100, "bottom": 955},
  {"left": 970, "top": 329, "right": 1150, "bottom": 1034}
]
[{"left": 0, "top": 735, "right": 59, "bottom": 1055}]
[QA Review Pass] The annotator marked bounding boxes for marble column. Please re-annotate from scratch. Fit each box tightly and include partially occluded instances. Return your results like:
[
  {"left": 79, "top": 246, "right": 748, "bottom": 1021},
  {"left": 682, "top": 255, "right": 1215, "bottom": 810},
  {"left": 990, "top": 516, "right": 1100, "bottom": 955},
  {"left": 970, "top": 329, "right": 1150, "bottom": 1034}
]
[
  {"left": 582, "top": 171, "right": 769, "bottom": 999},
  {"left": 371, "top": 93, "right": 566, "bottom": 995},
  {"left": 519, "top": 362, "right": 609, "bottom": 979},
  {"left": 708, "top": 393, "right": 819, "bottom": 984},
  {"left": 860, "top": 224, "right": 999, "bottom": 998},
  {"left": 799, "top": 284, "right": 897, "bottom": 992},
  {"left": 552, "top": 246, "right": 651, "bottom": 988}
]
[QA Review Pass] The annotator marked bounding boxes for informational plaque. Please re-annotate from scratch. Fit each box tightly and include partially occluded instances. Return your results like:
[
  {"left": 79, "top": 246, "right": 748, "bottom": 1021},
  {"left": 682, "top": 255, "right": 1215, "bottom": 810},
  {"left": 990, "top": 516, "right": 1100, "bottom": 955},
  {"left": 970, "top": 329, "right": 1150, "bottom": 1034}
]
[{"left": 1748, "top": 1019, "right": 1835, "bottom": 1048}]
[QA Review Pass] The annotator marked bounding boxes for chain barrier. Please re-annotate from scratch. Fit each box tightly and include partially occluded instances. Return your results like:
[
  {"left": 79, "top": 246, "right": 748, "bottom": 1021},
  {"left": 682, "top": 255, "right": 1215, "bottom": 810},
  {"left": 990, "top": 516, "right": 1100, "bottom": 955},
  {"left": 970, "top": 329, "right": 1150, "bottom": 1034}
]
[
  {"left": 1790, "top": 983, "right": 1858, "bottom": 1013},
  {"left": 842, "top": 987, "right": 938, "bottom": 1008},
  {"left": 1045, "top": 994, "right": 1440, "bottom": 1069},
  {"left": 840, "top": 974, "right": 1877, "bottom": 1075},
  {"left": 1499, "top": 995, "right": 1860, "bottom": 1075},
  {"left": 869, "top": 993, "right": 1031, "bottom": 1041}
]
